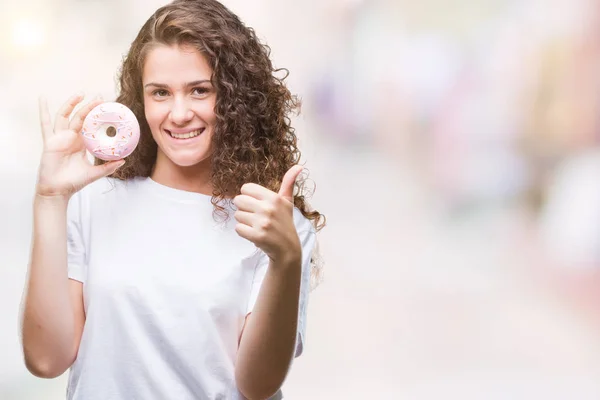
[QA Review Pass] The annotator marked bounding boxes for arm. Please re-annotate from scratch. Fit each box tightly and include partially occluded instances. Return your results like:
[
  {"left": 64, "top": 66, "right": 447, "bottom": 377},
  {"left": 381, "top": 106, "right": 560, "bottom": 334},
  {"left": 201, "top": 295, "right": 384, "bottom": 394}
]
[
  {"left": 235, "top": 256, "right": 301, "bottom": 400},
  {"left": 20, "top": 94, "right": 123, "bottom": 378},
  {"left": 232, "top": 165, "right": 313, "bottom": 400},
  {"left": 20, "top": 195, "right": 86, "bottom": 378}
]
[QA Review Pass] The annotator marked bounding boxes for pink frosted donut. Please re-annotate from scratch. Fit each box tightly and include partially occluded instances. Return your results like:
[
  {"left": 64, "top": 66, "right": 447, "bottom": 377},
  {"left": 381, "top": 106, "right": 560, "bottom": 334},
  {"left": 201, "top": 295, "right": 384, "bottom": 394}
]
[{"left": 81, "top": 102, "right": 140, "bottom": 161}]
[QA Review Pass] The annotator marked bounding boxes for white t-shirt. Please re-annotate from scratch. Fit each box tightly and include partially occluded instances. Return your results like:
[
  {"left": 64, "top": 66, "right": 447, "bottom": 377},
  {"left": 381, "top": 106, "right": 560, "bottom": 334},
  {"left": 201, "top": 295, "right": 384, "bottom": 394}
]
[{"left": 65, "top": 176, "right": 315, "bottom": 400}]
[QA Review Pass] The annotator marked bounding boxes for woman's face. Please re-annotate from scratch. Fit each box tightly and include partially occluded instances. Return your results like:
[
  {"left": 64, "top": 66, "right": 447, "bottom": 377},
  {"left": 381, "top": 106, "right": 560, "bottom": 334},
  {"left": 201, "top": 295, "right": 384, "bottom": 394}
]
[{"left": 142, "top": 43, "right": 217, "bottom": 167}]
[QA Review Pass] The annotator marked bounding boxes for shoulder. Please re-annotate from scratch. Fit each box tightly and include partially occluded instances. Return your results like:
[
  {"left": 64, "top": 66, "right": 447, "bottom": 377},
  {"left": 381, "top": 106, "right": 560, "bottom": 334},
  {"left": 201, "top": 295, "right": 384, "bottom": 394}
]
[
  {"left": 292, "top": 207, "right": 316, "bottom": 235},
  {"left": 69, "top": 177, "right": 146, "bottom": 215},
  {"left": 292, "top": 208, "right": 317, "bottom": 254},
  {"left": 75, "top": 176, "right": 144, "bottom": 202}
]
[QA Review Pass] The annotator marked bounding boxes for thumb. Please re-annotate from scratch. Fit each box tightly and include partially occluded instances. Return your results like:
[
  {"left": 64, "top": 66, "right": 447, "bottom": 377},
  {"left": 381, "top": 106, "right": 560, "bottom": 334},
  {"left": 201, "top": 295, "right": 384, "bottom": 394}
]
[
  {"left": 278, "top": 165, "right": 304, "bottom": 202},
  {"left": 88, "top": 160, "right": 126, "bottom": 183}
]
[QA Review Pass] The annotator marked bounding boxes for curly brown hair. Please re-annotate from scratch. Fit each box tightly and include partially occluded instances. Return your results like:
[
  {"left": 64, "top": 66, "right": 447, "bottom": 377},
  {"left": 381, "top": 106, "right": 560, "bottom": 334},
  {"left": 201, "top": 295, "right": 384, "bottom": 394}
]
[{"left": 97, "top": 0, "right": 325, "bottom": 282}]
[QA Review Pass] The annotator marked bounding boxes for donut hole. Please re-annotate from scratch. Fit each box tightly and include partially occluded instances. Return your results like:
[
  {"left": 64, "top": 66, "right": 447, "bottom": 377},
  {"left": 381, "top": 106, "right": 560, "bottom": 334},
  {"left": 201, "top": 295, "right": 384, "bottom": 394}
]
[{"left": 106, "top": 126, "right": 117, "bottom": 137}]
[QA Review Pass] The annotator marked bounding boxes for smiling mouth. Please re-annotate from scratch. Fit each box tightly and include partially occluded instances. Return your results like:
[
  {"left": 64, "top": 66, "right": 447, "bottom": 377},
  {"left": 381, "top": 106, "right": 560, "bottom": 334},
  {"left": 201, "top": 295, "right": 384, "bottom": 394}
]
[{"left": 165, "top": 128, "right": 205, "bottom": 139}]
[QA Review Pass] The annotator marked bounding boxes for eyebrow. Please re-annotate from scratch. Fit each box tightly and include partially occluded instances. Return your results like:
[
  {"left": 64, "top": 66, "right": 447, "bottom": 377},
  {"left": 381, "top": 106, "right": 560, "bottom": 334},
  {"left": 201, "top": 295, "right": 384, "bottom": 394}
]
[{"left": 144, "top": 80, "right": 211, "bottom": 89}]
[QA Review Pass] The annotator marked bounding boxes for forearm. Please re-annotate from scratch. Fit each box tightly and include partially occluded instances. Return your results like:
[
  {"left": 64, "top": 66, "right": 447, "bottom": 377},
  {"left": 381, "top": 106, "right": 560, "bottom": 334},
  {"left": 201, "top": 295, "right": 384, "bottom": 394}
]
[
  {"left": 235, "top": 257, "right": 302, "bottom": 400},
  {"left": 21, "top": 195, "right": 77, "bottom": 376}
]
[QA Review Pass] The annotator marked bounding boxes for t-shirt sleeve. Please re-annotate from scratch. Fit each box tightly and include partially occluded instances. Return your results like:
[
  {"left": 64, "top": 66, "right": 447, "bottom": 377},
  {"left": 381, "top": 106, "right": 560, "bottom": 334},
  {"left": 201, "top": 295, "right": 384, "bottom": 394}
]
[
  {"left": 245, "top": 211, "right": 317, "bottom": 358},
  {"left": 66, "top": 191, "right": 87, "bottom": 283}
]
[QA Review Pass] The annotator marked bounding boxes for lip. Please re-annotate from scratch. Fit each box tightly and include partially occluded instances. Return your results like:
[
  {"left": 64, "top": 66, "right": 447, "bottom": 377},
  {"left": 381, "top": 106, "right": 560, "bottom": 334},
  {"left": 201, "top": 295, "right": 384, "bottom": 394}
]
[
  {"left": 165, "top": 127, "right": 205, "bottom": 135},
  {"left": 164, "top": 127, "right": 205, "bottom": 143}
]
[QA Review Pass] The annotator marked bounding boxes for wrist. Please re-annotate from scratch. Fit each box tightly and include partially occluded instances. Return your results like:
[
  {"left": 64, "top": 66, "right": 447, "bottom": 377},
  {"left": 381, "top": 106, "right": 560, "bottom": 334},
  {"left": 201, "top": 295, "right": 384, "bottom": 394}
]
[
  {"left": 34, "top": 192, "right": 70, "bottom": 209},
  {"left": 269, "top": 249, "right": 301, "bottom": 271}
]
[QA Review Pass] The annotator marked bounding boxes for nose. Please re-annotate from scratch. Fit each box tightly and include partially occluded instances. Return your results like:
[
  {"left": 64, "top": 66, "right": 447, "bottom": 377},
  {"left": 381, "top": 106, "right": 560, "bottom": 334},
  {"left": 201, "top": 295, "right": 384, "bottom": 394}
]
[{"left": 169, "top": 97, "right": 194, "bottom": 126}]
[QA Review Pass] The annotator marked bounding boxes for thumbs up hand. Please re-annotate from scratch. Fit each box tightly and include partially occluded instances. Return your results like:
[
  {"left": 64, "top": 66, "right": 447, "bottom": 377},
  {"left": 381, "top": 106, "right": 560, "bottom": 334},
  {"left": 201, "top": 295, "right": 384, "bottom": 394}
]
[{"left": 233, "top": 165, "right": 304, "bottom": 266}]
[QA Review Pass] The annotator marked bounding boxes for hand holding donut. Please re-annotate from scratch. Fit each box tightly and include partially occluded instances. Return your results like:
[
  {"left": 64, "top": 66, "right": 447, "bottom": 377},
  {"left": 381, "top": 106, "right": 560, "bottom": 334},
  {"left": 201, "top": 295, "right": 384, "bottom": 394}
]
[{"left": 36, "top": 94, "right": 128, "bottom": 199}]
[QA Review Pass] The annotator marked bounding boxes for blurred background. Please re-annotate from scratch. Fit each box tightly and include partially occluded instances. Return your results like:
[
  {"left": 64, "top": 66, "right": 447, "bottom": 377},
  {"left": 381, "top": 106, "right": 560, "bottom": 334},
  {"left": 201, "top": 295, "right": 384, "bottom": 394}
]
[{"left": 2, "top": 0, "right": 600, "bottom": 398}]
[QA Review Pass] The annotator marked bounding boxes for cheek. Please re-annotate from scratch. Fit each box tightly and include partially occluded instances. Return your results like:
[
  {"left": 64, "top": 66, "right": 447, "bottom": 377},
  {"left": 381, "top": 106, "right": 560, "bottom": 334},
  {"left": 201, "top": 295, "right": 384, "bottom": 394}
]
[
  {"left": 144, "top": 101, "right": 167, "bottom": 128},
  {"left": 197, "top": 101, "right": 217, "bottom": 125}
]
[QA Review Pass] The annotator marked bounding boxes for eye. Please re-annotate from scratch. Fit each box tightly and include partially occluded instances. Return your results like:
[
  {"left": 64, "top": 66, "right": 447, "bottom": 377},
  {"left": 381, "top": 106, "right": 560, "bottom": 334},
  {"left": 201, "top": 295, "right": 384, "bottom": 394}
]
[
  {"left": 152, "top": 89, "right": 169, "bottom": 97},
  {"left": 192, "top": 87, "right": 210, "bottom": 96}
]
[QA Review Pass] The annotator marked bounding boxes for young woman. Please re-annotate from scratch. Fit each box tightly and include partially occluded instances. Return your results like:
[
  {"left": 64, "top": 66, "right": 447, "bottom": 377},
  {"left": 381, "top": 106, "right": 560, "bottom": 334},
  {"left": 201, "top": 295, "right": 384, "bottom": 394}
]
[{"left": 20, "top": 1, "right": 324, "bottom": 399}]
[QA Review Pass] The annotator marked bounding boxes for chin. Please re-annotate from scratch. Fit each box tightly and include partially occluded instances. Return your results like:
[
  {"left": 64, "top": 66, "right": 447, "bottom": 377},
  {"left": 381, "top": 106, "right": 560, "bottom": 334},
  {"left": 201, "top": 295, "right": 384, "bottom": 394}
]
[{"left": 167, "top": 151, "right": 211, "bottom": 167}]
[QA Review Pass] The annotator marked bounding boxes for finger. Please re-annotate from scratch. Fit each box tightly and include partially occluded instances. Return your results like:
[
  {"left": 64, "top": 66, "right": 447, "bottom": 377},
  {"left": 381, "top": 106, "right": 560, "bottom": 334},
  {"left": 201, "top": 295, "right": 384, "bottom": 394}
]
[
  {"left": 234, "top": 210, "right": 255, "bottom": 226},
  {"left": 240, "top": 183, "right": 273, "bottom": 200},
  {"left": 233, "top": 194, "right": 262, "bottom": 212},
  {"left": 54, "top": 93, "right": 85, "bottom": 132},
  {"left": 86, "top": 160, "right": 126, "bottom": 184},
  {"left": 235, "top": 223, "right": 260, "bottom": 244},
  {"left": 38, "top": 97, "right": 52, "bottom": 143},
  {"left": 278, "top": 165, "right": 304, "bottom": 202},
  {"left": 69, "top": 96, "right": 104, "bottom": 133}
]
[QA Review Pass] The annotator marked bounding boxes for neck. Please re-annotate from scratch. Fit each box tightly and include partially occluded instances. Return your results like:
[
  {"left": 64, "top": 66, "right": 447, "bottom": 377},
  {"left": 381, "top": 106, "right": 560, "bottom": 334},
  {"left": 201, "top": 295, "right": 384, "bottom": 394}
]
[{"left": 150, "top": 150, "right": 213, "bottom": 195}]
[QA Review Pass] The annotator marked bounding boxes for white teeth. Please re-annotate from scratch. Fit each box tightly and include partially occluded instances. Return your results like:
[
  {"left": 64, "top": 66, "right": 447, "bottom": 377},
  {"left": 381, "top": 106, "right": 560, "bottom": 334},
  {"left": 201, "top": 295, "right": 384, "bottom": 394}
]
[{"left": 169, "top": 129, "right": 202, "bottom": 139}]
